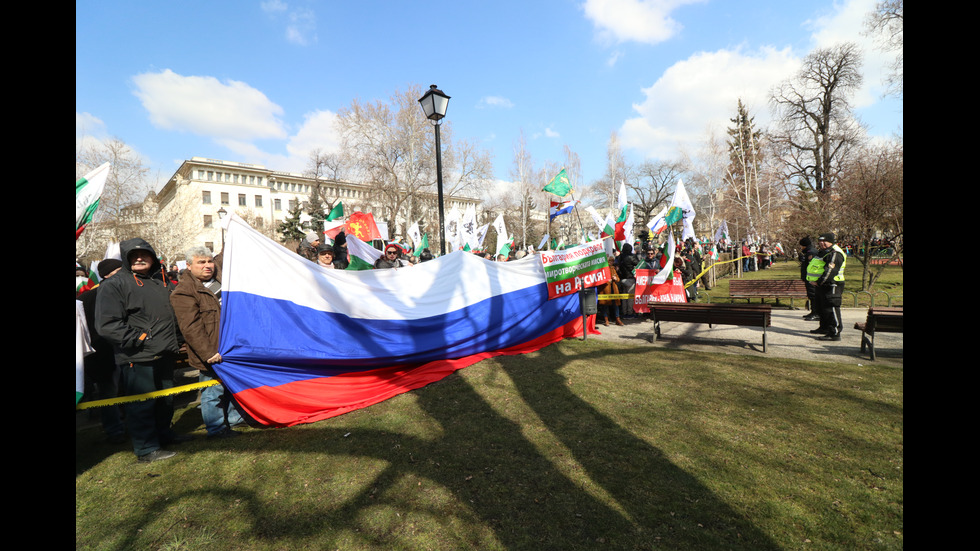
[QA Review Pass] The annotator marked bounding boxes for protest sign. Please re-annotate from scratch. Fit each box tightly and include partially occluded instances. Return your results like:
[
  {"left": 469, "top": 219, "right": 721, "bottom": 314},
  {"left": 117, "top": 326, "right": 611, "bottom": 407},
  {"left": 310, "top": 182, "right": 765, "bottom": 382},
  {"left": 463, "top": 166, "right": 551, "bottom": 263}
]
[
  {"left": 633, "top": 268, "right": 687, "bottom": 312},
  {"left": 540, "top": 241, "right": 611, "bottom": 299}
]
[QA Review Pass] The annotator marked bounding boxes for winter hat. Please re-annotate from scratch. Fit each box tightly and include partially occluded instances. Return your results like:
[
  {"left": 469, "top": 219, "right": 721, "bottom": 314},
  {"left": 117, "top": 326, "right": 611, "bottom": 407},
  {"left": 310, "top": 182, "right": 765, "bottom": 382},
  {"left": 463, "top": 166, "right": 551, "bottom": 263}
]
[{"left": 97, "top": 259, "right": 123, "bottom": 279}]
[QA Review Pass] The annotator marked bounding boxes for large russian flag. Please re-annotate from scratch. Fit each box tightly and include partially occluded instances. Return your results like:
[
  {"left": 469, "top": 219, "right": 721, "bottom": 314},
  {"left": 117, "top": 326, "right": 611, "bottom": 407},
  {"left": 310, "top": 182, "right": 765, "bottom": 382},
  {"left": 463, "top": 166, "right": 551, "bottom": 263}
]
[{"left": 215, "top": 215, "right": 596, "bottom": 427}]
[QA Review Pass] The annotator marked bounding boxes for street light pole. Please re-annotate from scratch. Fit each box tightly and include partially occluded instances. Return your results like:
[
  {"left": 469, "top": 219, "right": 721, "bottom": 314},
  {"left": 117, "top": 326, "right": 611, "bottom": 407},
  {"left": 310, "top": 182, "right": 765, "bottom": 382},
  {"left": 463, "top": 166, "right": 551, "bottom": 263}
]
[
  {"left": 217, "top": 206, "right": 227, "bottom": 249},
  {"left": 433, "top": 121, "right": 446, "bottom": 256},
  {"left": 418, "top": 84, "right": 451, "bottom": 256}
]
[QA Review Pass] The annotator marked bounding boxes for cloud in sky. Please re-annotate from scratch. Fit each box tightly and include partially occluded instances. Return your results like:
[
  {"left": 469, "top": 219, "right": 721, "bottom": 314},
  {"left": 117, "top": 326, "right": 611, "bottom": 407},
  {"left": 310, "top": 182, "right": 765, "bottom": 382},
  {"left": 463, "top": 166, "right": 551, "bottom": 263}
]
[
  {"left": 287, "top": 109, "right": 342, "bottom": 158},
  {"left": 583, "top": 0, "right": 706, "bottom": 45},
  {"left": 619, "top": 46, "right": 798, "bottom": 159},
  {"left": 616, "top": 0, "right": 895, "bottom": 161},
  {"left": 477, "top": 96, "right": 515, "bottom": 109},
  {"left": 132, "top": 69, "right": 288, "bottom": 141},
  {"left": 261, "top": 0, "right": 317, "bottom": 45}
]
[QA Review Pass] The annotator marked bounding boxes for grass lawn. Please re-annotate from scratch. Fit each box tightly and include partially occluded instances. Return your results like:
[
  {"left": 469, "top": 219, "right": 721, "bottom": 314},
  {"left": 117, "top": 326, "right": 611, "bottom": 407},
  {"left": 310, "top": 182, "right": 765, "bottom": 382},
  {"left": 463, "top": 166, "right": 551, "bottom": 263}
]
[{"left": 76, "top": 338, "right": 903, "bottom": 550}]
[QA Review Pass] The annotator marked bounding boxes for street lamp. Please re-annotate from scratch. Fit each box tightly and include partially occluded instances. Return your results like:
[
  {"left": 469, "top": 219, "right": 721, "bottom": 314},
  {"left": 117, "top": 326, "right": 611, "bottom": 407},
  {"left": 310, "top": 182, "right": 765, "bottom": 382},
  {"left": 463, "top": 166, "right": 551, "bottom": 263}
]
[
  {"left": 217, "top": 206, "right": 228, "bottom": 248},
  {"left": 418, "top": 84, "right": 450, "bottom": 255}
]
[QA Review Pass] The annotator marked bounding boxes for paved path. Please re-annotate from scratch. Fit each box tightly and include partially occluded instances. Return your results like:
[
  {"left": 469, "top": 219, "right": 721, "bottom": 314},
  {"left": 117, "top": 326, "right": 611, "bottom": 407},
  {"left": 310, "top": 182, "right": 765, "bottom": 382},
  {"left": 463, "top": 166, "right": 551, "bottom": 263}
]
[{"left": 585, "top": 307, "right": 903, "bottom": 367}]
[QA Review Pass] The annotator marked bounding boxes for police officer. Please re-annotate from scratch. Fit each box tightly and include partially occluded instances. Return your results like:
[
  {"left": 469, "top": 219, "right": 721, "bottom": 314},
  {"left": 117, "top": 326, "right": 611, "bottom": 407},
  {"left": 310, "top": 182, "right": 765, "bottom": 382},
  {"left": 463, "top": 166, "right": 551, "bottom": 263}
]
[
  {"left": 805, "top": 232, "right": 847, "bottom": 341},
  {"left": 798, "top": 237, "right": 820, "bottom": 320}
]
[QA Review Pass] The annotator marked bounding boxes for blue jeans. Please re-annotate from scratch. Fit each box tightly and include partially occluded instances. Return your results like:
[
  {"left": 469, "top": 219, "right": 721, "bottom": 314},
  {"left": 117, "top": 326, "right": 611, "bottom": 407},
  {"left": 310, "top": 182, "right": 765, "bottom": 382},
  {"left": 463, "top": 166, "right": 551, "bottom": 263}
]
[
  {"left": 200, "top": 372, "right": 243, "bottom": 435},
  {"left": 120, "top": 357, "right": 178, "bottom": 457}
]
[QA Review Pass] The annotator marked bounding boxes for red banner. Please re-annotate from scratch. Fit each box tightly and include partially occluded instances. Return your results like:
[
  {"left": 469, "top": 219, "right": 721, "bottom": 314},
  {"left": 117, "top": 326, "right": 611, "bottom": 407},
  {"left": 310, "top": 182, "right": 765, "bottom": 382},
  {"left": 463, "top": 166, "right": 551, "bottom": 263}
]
[{"left": 633, "top": 268, "right": 687, "bottom": 312}]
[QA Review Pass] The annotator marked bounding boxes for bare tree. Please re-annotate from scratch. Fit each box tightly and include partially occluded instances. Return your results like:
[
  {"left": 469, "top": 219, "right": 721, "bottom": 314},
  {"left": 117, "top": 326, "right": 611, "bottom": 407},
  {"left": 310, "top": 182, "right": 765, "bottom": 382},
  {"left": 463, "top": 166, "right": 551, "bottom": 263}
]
[
  {"left": 591, "top": 131, "right": 629, "bottom": 209},
  {"left": 769, "top": 43, "right": 866, "bottom": 195},
  {"left": 510, "top": 130, "right": 537, "bottom": 249},
  {"left": 303, "top": 148, "right": 352, "bottom": 237},
  {"left": 629, "top": 159, "right": 685, "bottom": 228},
  {"left": 337, "top": 84, "right": 494, "bottom": 246},
  {"left": 864, "top": 0, "right": 903, "bottom": 99},
  {"left": 835, "top": 141, "right": 903, "bottom": 290},
  {"left": 75, "top": 137, "right": 154, "bottom": 261},
  {"left": 682, "top": 128, "right": 728, "bottom": 238}
]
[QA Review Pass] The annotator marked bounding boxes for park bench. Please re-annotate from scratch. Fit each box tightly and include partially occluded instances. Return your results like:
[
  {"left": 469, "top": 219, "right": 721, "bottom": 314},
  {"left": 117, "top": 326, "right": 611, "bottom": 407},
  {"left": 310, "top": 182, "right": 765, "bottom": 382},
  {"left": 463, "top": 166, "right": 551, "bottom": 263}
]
[
  {"left": 729, "top": 279, "right": 808, "bottom": 307},
  {"left": 854, "top": 306, "right": 903, "bottom": 360},
  {"left": 648, "top": 302, "right": 772, "bottom": 352}
]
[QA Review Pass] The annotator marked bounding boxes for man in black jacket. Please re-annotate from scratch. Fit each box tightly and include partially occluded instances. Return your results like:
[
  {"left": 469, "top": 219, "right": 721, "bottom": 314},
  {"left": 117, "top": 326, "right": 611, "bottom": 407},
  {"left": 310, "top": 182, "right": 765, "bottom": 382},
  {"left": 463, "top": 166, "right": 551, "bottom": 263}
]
[{"left": 95, "top": 238, "right": 188, "bottom": 462}]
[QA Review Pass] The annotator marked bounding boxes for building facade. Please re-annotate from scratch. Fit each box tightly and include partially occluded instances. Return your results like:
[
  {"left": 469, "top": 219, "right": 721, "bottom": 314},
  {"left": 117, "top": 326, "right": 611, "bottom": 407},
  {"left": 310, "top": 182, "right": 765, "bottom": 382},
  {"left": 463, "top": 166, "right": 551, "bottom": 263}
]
[{"left": 157, "top": 157, "right": 480, "bottom": 253}]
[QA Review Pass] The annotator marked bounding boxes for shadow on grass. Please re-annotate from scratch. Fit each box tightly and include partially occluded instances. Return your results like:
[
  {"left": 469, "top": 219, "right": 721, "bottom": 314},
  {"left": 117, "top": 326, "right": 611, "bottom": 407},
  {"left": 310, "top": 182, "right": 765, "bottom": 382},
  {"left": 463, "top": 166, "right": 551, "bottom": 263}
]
[{"left": 79, "top": 343, "right": 782, "bottom": 550}]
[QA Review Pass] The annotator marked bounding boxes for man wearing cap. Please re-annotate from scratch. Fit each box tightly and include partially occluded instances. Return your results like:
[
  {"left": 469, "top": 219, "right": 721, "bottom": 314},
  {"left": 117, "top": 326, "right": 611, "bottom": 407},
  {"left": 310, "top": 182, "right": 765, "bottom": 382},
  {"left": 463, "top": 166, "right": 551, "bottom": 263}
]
[
  {"left": 806, "top": 232, "right": 847, "bottom": 341},
  {"left": 297, "top": 231, "right": 320, "bottom": 261},
  {"left": 96, "top": 238, "right": 187, "bottom": 462},
  {"left": 316, "top": 243, "right": 336, "bottom": 269}
]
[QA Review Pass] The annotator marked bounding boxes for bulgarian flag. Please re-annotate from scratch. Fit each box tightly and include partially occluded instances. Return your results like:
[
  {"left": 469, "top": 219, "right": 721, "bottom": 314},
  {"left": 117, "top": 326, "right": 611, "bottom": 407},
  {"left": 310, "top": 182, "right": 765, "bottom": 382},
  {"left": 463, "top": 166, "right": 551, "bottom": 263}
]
[
  {"left": 76, "top": 162, "right": 111, "bottom": 239},
  {"left": 614, "top": 183, "right": 630, "bottom": 247},
  {"left": 76, "top": 266, "right": 98, "bottom": 295},
  {"left": 652, "top": 231, "right": 677, "bottom": 284},
  {"left": 601, "top": 212, "right": 616, "bottom": 239},
  {"left": 326, "top": 202, "right": 344, "bottom": 222},
  {"left": 345, "top": 234, "right": 383, "bottom": 270}
]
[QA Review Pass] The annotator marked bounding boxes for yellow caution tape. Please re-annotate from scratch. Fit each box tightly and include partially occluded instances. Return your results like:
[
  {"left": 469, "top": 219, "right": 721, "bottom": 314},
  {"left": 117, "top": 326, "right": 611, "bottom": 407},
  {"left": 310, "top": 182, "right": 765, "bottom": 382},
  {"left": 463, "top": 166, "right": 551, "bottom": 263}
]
[{"left": 75, "top": 379, "right": 219, "bottom": 411}]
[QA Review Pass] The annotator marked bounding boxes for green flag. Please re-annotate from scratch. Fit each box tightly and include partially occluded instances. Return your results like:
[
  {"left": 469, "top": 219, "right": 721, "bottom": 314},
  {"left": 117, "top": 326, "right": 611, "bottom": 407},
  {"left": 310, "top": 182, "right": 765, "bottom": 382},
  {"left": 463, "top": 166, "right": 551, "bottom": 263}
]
[
  {"left": 543, "top": 168, "right": 572, "bottom": 197},
  {"left": 326, "top": 202, "right": 344, "bottom": 222},
  {"left": 413, "top": 234, "right": 429, "bottom": 257}
]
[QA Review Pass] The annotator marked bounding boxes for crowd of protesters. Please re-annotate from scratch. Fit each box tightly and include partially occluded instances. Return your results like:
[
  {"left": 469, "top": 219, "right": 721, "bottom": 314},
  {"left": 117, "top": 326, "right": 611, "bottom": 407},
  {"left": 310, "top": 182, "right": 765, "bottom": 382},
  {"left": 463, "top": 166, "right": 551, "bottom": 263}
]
[{"left": 75, "top": 222, "right": 813, "bottom": 462}]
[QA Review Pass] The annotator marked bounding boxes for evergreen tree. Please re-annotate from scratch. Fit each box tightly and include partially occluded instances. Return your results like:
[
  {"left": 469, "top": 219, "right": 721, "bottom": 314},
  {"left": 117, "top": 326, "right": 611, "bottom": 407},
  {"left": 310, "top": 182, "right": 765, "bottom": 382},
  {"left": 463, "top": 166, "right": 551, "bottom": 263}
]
[{"left": 278, "top": 204, "right": 306, "bottom": 242}]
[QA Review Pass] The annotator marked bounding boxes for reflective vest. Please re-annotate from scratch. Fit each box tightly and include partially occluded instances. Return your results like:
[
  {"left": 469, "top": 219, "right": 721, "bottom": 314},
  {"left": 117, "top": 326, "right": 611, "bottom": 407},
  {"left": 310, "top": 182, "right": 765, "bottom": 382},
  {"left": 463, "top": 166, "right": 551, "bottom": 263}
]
[{"left": 805, "top": 245, "right": 846, "bottom": 282}]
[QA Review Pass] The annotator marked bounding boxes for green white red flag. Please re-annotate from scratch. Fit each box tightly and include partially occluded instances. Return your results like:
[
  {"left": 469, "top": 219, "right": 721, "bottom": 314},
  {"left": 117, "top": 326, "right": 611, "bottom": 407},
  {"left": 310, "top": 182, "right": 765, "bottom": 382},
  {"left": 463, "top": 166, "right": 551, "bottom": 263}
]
[
  {"left": 76, "top": 162, "right": 111, "bottom": 239},
  {"left": 345, "top": 234, "right": 383, "bottom": 270}
]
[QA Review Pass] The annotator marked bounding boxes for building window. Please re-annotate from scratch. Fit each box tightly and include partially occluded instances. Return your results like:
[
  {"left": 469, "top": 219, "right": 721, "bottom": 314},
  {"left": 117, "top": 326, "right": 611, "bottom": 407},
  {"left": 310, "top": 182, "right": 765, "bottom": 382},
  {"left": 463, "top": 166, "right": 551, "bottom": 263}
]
[
  {"left": 205, "top": 241, "right": 214, "bottom": 251},
  {"left": 288, "top": 199, "right": 298, "bottom": 211},
  {"left": 256, "top": 217, "right": 264, "bottom": 228},
  {"left": 255, "top": 195, "right": 263, "bottom": 207},
  {"left": 202, "top": 191, "right": 211, "bottom": 204},
  {"left": 274, "top": 199, "right": 282, "bottom": 211},
  {"left": 238, "top": 194, "right": 247, "bottom": 206},
  {"left": 207, "top": 171, "right": 214, "bottom": 181},
  {"left": 203, "top": 215, "right": 213, "bottom": 228},
  {"left": 221, "top": 192, "right": 229, "bottom": 205}
]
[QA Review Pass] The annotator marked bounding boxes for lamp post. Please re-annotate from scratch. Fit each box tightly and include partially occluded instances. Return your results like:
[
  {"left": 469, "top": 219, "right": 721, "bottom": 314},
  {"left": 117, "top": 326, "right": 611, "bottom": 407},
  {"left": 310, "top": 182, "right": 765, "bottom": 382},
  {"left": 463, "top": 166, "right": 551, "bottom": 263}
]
[
  {"left": 418, "top": 84, "right": 450, "bottom": 256},
  {"left": 217, "top": 206, "right": 228, "bottom": 248}
]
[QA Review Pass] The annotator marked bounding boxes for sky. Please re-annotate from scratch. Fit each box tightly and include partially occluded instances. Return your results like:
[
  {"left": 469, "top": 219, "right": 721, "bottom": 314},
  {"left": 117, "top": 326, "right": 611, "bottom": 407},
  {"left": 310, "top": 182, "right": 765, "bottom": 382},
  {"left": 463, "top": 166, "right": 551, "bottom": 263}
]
[{"left": 76, "top": 0, "right": 902, "bottom": 197}]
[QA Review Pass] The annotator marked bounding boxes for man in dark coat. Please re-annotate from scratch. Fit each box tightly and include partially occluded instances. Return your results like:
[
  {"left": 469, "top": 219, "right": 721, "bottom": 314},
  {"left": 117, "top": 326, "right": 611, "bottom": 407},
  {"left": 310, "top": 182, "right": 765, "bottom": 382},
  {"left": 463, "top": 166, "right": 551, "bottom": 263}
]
[{"left": 95, "top": 238, "right": 188, "bottom": 462}]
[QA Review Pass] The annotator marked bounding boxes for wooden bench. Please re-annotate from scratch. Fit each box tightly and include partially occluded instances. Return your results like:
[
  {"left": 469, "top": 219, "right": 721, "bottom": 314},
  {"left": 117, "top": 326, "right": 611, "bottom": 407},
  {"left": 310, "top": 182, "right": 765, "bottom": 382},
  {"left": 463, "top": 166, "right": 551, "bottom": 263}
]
[
  {"left": 729, "top": 279, "right": 808, "bottom": 307},
  {"left": 854, "top": 306, "right": 903, "bottom": 360},
  {"left": 649, "top": 303, "right": 772, "bottom": 352}
]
